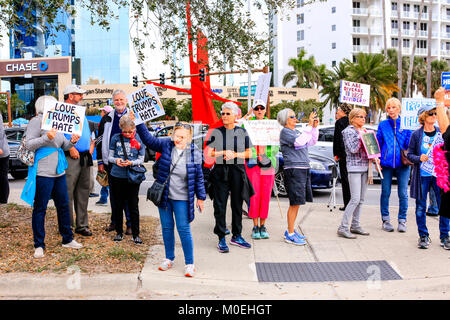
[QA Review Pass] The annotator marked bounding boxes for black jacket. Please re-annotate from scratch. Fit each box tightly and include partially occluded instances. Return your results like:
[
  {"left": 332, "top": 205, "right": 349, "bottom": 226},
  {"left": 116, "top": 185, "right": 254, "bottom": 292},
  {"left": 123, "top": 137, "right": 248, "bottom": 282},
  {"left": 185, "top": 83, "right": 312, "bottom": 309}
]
[{"left": 333, "top": 116, "right": 349, "bottom": 160}]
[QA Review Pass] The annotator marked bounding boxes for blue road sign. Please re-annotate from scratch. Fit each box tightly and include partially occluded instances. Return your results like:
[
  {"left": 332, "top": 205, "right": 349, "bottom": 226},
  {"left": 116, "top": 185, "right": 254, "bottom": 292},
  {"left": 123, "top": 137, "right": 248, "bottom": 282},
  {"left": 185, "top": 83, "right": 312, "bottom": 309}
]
[
  {"left": 240, "top": 85, "right": 257, "bottom": 97},
  {"left": 441, "top": 72, "right": 450, "bottom": 89}
]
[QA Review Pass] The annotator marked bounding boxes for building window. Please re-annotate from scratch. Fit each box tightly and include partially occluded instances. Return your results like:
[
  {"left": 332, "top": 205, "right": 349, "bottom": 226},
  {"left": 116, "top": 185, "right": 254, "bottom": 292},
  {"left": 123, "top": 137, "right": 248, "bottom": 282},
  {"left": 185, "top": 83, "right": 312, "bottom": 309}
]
[
  {"left": 417, "top": 40, "right": 427, "bottom": 49},
  {"left": 332, "top": 24, "right": 336, "bottom": 31},
  {"left": 297, "top": 47, "right": 304, "bottom": 55},
  {"left": 353, "top": 20, "right": 361, "bottom": 27},
  {"left": 297, "top": 0, "right": 304, "bottom": 7},
  {"left": 392, "top": 20, "right": 398, "bottom": 29},
  {"left": 332, "top": 61, "right": 336, "bottom": 67},
  {"left": 332, "top": 42, "right": 336, "bottom": 49},
  {"left": 403, "top": 21, "right": 410, "bottom": 30},
  {"left": 446, "top": 42, "right": 450, "bottom": 50},
  {"left": 403, "top": 3, "right": 410, "bottom": 12},
  {"left": 297, "top": 13, "right": 304, "bottom": 24},
  {"left": 331, "top": 6, "right": 336, "bottom": 13},
  {"left": 353, "top": 37, "right": 361, "bottom": 46},
  {"left": 391, "top": 37, "right": 398, "bottom": 47},
  {"left": 403, "top": 39, "right": 410, "bottom": 48},
  {"left": 446, "top": 25, "right": 450, "bottom": 33},
  {"left": 420, "top": 22, "right": 427, "bottom": 31},
  {"left": 297, "top": 30, "right": 304, "bottom": 41},
  {"left": 392, "top": 2, "right": 397, "bottom": 11},
  {"left": 447, "top": 8, "right": 450, "bottom": 16},
  {"left": 353, "top": 2, "right": 360, "bottom": 8}
]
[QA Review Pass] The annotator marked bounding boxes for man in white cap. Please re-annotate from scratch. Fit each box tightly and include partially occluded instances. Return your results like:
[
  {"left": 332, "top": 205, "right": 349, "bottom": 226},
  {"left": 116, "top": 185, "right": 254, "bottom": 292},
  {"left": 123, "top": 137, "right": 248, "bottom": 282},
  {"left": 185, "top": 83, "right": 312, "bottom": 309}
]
[{"left": 63, "top": 84, "right": 94, "bottom": 237}]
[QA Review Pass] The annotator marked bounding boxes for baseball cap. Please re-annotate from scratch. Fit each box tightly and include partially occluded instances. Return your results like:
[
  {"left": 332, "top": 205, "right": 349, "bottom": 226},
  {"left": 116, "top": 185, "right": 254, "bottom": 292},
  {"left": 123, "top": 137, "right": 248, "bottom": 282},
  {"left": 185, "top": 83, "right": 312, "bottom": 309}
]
[
  {"left": 63, "top": 84, "right": 86, "bottom": 95},
  {"left": 253, "top": 99, "right": 266, "bottom": 109},
  {"left": 99, "top": 105, "right": 113, "bottom": 113},
  {"left": 417, "top": 103, "right": 436, "bottom": 117}
]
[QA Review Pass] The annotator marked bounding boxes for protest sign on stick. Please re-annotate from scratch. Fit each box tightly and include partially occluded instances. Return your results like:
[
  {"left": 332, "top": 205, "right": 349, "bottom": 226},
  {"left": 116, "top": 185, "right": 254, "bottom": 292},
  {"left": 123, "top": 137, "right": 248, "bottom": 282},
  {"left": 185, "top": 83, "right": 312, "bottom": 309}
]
[
  {"left": 127, "top": 84, "right": 165, "bottom": 125},
  {"left": 42, "top": 100, "right": 86, "bottom": 135},
  {"left": 242, "top": 120, "right": 282, "bottom": 146},
  {"left": 420, "top": 132, "right": 444, "bottom": 177},
  {"left": 251, "top": 72, "right": 272, "bottom": 110},
  {"left": 339, "top": 80, "right": 370, "bottom": 107},
  {"left": 400, "top": 98, "right": 436, "bottom": 130}
]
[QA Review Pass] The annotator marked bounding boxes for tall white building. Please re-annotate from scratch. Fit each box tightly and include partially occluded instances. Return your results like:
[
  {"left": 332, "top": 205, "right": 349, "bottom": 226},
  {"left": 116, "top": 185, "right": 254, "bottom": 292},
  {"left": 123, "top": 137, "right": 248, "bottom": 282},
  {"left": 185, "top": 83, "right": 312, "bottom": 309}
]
[{"left": 271, "top": 0, "right": 450, "bottom": 87}]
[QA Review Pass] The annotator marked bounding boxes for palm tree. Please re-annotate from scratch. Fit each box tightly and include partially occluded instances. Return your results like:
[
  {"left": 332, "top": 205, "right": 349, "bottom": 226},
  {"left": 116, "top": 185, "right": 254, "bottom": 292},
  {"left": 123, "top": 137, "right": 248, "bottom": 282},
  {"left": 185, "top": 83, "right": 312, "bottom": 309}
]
[
  {"left": 397, "top": 0, "right": 403, "bottom": 99},
  {"left": 417, "top": 60, "right": 450, "bottom": 96},
  {"left": 344, "top": 52, "right": 398, "bottom": 116},
  {"left": 282, "top": 49, "right": 321, "bottom": 88},
  {"left": 427, "top": 0, "right": 433, "bottom": 97},
  {"left": 319, "top": 62, "right": 347, "bottom": 110}
]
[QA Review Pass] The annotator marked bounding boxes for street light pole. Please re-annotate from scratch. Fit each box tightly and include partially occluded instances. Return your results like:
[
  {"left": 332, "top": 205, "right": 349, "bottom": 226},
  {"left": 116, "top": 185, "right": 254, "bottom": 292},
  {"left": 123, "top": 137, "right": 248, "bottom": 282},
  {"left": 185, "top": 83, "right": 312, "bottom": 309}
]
[{"left": 247, "top": 0, "right": 252, "bottom": 111}]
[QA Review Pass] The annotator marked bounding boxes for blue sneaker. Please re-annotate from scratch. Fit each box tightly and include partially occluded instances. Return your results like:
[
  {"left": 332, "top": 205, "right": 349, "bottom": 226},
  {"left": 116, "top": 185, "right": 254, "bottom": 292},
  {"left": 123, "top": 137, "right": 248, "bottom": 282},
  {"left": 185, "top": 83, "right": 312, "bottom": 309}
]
[
  {"left": 230, "top": 235, "right": 251, "bottom": 249},
  {"left": 251, "top": 226, "right": 261, "bottom": 239},
  {"left": 259, "top": 225, "right": 269, "bottom": 239},
  {"left": 217, "top": 238, "right": 229, "bottom": 253},
  {"left": 284, "top": 231, "right": 306, "bottom": 246},
  {"left": 294, "top": 230, "right": 307, "bottom": 240}
]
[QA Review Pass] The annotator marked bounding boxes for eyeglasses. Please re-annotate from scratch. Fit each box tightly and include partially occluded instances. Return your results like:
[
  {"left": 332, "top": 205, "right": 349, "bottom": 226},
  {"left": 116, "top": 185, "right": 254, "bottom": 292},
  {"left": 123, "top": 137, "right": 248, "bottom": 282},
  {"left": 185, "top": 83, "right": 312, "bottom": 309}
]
[
  {"left": 288, "top": 115, "right": 296, "bottom": 119},
  {"left": 354, "top": 115, "right": 366, "bottom": 119},
  {"left": 122, "top": 130, "right": 134, "bottom": 134},
  {"left": 427, "top": 112, "right": 437, "bottom": 116},
  {"left": 254, "top": 106, "right": 265, "bottom": 111},
  {"left": 175, "top": 122, "right": 192, "bottom": 130},
  {"left": 221, "top": 112, "right": 232, "bottom": 116}
]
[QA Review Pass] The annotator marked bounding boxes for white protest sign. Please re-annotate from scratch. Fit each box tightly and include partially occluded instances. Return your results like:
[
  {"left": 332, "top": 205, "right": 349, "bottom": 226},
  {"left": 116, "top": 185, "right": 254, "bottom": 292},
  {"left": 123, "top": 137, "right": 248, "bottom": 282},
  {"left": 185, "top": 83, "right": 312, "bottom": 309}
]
[
  {"left": 400, "top": 98, "right": 436, "bottom": 130},
  {"left": 42, "top": 100, "right": 86, "bottom": 135},
  {"left": 251, "top": 72, "right": 272, "bottom": 109},
  {"left": 127, "top": 84, "right": 165, "bottom": 125},
  {"left": 420, "top": 132, "right": 444, "bottom": 176},
  {"left": 339, "top": 80, "right": 370, "bottom": 107},
  {"left": 242, "top": 120, "right": 282, "bottom": 146}
]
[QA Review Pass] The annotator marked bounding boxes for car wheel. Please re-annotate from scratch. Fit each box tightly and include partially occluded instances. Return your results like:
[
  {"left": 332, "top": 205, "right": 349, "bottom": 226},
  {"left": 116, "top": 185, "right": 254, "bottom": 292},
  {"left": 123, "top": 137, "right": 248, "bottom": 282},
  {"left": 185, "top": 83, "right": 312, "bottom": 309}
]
[
  {"left": 273, "top": 170, "right": 287, "bottom": 197},
  {"left": 11, "top": 171, "right": 27, "bottom": 180}
]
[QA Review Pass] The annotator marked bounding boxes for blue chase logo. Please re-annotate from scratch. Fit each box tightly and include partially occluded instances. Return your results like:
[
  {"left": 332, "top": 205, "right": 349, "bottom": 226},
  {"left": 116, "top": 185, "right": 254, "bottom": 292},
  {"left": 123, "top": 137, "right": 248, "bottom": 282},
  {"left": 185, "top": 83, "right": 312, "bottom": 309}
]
[{"left": 39, "top": 61, "right": 48, "bottom": 71}]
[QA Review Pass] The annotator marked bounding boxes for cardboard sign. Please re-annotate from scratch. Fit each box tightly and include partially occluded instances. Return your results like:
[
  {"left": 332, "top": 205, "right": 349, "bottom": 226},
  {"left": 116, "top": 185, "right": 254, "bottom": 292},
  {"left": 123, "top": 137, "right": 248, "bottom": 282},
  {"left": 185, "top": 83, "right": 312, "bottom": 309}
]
[
  {"left": 242, "top": 120, "right": 282, "bottom": 146},
  {"left": 360, "top": 130, "right": 381, "bottom": 159},
  {"left": 127, "top": 84, "right": 165, "bottom": 125},
  {"left": 400, "top": 98, "right": 436, "bottom": 130},
  {"left": 251, "top": 72, "right": 272, "bottom": 109},
  {"left": 339, "top": 80, "right": 370, "bottom": 107},
  {"left": 420, "top": 132, "right": 444, "bottom": 177},
  {"left": 42, "top": 100, "right": 85, "bottom": 135}
]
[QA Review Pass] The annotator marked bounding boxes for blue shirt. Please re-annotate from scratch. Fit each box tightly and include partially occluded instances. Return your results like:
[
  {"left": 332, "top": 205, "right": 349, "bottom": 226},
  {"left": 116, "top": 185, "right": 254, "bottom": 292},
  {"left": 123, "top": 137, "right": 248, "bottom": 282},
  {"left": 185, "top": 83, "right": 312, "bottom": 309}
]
[{"left": 65, "top": 118, "right": 91, "bottom": 152}]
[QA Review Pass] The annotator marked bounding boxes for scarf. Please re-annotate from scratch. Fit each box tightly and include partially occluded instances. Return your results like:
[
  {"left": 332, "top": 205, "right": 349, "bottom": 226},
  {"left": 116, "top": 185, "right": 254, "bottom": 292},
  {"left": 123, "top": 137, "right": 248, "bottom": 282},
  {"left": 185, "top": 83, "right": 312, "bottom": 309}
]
[{"left": 123, "top": 131, "right": 141, "bottom": 150}]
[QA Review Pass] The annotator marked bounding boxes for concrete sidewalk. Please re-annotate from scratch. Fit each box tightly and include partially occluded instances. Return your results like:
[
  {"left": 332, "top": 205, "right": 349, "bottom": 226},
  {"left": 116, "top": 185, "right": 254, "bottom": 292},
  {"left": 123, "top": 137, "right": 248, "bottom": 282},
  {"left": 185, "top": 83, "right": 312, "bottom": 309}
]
[{"left": 2, "top": 182, "right": 450, "bottom": 299}]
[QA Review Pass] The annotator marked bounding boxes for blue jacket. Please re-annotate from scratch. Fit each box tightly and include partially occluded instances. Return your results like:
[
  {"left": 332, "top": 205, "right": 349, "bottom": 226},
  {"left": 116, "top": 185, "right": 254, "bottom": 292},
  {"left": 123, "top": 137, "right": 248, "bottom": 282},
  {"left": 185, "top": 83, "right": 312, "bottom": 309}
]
[
  {"left": 136, "top": 123, "right": 206, "bottom": 223},
  {"left": 377, "top": 117, "right": 412, "bottom": 168},
  {"left": 407, "top": 125, "right": 439, "bottom": 200}
]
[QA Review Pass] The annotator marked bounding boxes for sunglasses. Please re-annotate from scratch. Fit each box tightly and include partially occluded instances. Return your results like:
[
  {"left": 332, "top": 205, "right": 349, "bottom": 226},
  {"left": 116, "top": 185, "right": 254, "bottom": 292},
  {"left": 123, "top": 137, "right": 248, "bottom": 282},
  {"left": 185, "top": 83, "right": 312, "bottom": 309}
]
[
  {"left": 175, "top": 122, "right": 192, "bottom": 130},
  {"left": 254, "top": 106, "right": 265, "bottom": 111},
  {"left": 288, "top": 115, "right": 296, "bottom": 119},
  {"left": 221, "top": 112, "right": 232, "bottom": 116},
  {"left": 427, "top": 112, "right": 437, "bottom": 116}
]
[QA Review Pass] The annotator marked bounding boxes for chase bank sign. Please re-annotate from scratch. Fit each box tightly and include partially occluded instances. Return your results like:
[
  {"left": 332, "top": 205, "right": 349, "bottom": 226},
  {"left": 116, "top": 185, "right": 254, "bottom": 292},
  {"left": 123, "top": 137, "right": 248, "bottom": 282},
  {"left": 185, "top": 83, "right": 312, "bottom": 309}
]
[{"left": 0, "top": 58, "right": 68, "bottom": 76}]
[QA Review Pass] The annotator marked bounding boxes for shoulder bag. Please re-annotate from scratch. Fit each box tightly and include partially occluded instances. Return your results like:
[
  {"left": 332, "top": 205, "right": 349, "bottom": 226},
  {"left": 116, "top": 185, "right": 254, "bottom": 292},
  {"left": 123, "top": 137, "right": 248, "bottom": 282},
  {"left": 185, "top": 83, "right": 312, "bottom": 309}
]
[
  {"left": 119, "top": 135, "right": 147, "bottom": 184},
  {"left": 17, "top": 134, "right": 35, "bottom": 166},
  {"left": 389, "top": 120, "right": 413, "bottom": 166},
  {"left": 147, "top": 149, "right": 185, "bottom": 206}
]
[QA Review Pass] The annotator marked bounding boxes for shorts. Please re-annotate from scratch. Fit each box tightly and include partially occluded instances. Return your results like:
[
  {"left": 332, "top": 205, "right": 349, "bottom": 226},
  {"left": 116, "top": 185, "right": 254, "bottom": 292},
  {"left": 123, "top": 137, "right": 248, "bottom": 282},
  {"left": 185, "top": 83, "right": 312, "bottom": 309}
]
[{"left": 284, "top": 168, "right": 313, "bottom": 206}]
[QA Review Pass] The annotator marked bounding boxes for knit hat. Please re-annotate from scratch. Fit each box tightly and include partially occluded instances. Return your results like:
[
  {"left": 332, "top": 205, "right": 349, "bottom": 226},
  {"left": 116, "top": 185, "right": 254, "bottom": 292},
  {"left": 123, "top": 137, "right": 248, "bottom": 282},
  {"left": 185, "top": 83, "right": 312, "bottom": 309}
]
[{"left": 339, "top": 103, "right": 353, "bottom": 115}]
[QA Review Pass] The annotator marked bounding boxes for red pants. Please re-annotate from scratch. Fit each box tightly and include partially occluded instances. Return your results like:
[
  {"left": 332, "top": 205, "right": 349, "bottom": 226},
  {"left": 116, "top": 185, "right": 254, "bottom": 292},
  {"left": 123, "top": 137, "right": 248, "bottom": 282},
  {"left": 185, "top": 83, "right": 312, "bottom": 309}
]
[{"left": 245, "top": 164, "right": 275, "bottom": 220}]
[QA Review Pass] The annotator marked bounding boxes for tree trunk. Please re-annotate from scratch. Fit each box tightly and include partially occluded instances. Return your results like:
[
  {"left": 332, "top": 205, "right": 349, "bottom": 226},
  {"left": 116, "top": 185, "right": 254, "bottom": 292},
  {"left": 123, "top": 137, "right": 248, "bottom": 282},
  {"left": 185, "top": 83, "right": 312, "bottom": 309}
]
[
  {"left": 397, "top": 0, "right": 403, "bottom": 99},
  {"left": 382, "top": 0, "right": 387, "bottom": 56},
  {"left": 368, "top": 3, "right": 372, "bottom": 54},
  {"left": 427, "top": 0, "right": 433, "bottom": 98},
  {"left": 406, "top": 0, "right": 424, "bottom": 97}
]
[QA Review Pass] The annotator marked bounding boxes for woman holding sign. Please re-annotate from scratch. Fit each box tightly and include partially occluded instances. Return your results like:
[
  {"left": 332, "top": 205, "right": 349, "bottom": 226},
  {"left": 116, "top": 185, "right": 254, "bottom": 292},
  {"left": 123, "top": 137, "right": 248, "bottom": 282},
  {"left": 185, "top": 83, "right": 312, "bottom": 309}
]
[
  {"left": 338, "top": 108, "right": 379, "bottom": 239},
  {"left": 407, "top": 101, "right": 450, "bottom": 250},
  {"left": 20, "top": 95, "right": 83, "bottom": 259},
  {"left": 244, "top": 99, "right": 279, "bottom": 240}
]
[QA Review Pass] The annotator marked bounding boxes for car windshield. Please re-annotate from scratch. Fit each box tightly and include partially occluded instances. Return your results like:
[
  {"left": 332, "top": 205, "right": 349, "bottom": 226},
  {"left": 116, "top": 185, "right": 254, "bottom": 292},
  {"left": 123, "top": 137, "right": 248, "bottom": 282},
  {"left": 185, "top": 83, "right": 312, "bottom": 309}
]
[{"left": 6, "top": 129, "right": 24, "bottom": 142}]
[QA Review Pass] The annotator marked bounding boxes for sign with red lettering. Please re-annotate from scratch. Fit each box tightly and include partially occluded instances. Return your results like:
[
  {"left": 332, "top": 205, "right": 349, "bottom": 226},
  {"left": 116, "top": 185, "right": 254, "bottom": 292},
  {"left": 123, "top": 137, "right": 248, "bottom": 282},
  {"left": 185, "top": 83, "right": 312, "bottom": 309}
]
[{"left": 339, "top": 80, "right": 370, "bottom": 107}]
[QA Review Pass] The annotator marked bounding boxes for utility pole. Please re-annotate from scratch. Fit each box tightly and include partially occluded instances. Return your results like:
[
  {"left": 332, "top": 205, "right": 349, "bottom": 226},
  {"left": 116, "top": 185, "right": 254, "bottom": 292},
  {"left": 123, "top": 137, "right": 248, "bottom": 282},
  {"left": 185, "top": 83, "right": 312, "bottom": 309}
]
[{"left": 247, "top": 0, "right": 252, "bottom": 110}]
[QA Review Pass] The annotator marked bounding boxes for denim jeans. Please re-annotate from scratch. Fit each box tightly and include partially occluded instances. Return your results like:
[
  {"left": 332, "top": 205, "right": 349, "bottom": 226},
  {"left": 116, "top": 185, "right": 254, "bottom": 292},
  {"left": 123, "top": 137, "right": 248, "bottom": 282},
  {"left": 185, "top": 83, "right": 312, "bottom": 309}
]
[
  {"left": 380, "top": 165, "right": 411, "bottom": 222},
  {"left": 415, "top": 176, "right": 450, "bottom": 239},
  {"left": 158, "top": 199, "right": 194, "bottom": 265},
  {"left": 32, "top": 175, "right": 74, "bottom": 249},
  {"left": 427, "top": 188, "right": 439, "bottom": 214},
  {"left": 99, "top": 186, "right": 109, "bottom": 203}
]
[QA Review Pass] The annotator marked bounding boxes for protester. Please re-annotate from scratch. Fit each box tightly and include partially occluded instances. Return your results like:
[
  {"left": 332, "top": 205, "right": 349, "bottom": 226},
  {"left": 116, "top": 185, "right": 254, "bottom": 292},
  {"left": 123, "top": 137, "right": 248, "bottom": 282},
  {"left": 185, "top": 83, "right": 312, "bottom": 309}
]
[
  {"left": 434, "top": 87, "right": 450, "bottom": 250},
  {"left": 244, "top": 99, "right": 279, "bottom": 240},
  {"left": 333, "top": 104, "right": 352, "bottom": 211},
  {"left": 108, "top": 115, "right": 145, "bottom": 245},
  {"left": 338, "top": 108, "right": 378, "bottom": 239},
  {"left": 20, "top": 95, "right": 83, "bottom": 258},
  {"left": 407, "top": 101, "right": 450, "bottom": 249},
  {"left": 376, "top": 97, "right": 412, "bottom": 232},
  {"left": 95, "top": 105, "right": 113, "bottom": 206},
  {"left": 62, "top": 85, "right": 94, "bottom": 237},
  {"left": 133, "top": 115, "right": 206, "bottom": 277},
  {"left": 206, "top": 102, "right": 254, "bottom": 253},
  {"left": 278, "top": 108, "right": 318, "bottom": 245},
  {"left": 0, "top": 112, "right": 10, "bottom": 205},
  {"left": 96, "top": 90, "right": 132, "bottom": 234}
]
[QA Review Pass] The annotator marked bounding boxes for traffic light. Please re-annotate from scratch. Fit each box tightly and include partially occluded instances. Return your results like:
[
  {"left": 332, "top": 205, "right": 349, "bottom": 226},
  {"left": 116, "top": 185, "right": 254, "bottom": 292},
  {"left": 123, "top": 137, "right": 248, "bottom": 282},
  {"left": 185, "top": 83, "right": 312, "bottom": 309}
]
[
  {"left": 160, "top": 73, "right": 165, "bottom": 85},
  {"left": 171, "top": 70, "right": 176, "bottom": 84},
  {"left": 132, "top": 75, "right": 138, "bottom": 87},
  {"left": 199, "top": 68, "right": 205, "bottom": 82}
]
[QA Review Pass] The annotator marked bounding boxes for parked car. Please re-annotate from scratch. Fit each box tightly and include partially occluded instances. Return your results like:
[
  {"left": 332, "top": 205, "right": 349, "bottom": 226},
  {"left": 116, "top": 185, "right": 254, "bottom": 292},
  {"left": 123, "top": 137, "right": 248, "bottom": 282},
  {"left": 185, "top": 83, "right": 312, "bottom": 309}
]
[{"left": 5, "top": 127, "right": 28, "bottom": 179}]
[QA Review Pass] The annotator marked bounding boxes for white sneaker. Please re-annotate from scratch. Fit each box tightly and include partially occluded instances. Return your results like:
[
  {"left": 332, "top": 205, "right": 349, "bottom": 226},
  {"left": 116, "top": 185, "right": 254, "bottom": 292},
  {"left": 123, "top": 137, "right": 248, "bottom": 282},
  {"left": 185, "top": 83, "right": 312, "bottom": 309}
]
[
  {"left": 34, "top": 247, "right": 44, "bottom": 259},
  {"left": 158, "top": 259, "right": 173, "bottom": 271},
  {"left": 185, "top": 264, "right": 196, "bottom": 277},
  {"left": 62, "top": 240, "right": 83, "bottom": 249}
]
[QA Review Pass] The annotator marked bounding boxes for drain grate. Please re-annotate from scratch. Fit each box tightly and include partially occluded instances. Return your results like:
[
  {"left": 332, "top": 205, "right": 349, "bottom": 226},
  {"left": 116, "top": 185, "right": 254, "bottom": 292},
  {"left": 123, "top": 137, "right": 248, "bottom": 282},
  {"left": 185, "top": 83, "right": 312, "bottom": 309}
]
[{"left": 255, "top": 260, "right": 402, "bottom": 282}]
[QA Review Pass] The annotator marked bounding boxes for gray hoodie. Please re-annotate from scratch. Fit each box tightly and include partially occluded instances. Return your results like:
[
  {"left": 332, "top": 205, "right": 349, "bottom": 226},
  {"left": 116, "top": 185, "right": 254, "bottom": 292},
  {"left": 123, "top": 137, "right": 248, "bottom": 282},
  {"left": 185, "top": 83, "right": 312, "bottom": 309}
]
[
  {"left": 0, "top": 113, "right": 10, "bottom": 158},
  {"left": 25, "top": 114, "right": 73, "bottom": 177}
]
